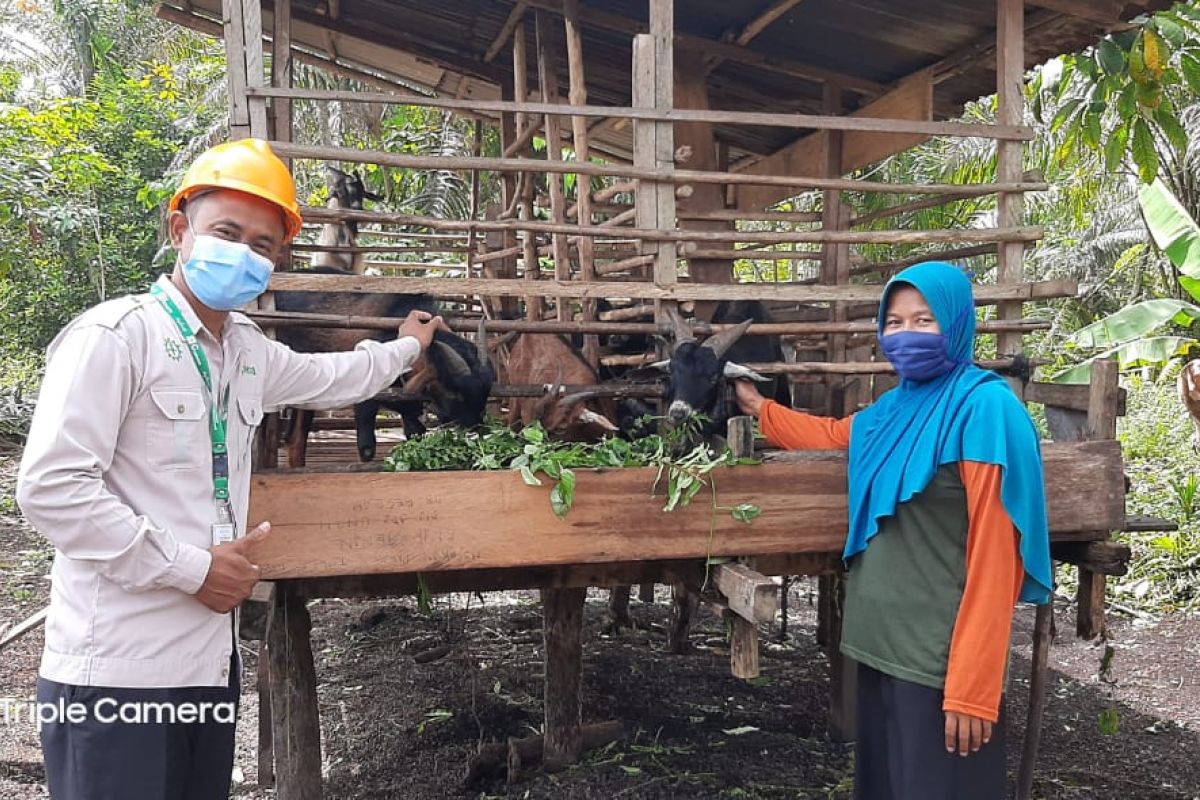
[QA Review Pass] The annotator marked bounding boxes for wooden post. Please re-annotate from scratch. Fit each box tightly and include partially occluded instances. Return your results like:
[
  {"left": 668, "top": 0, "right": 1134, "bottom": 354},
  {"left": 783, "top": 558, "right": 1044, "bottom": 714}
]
[
  {"left": 466, "top": 120, "right": 483, "bottom": 280},
  {"left": 511, "top": 27, "right": 541, "bottom": 321},
  {"left": 257, "top": 641, "right": 275, "bottom": 787},
  {"left": 270, "top": 0, "right": 293, "bottom": 144},
  {"left": 995, "top": 0, "right": 1026, "bottom": 369},
  {"left": 827, "top": 573, "right": 856, "bottom": 742},
  {"left": 672, "top": 50, "right": 731, "bottom": 322},
  {"left": 535, "top": 10, "right": 570, "bottom": 320},
  {"left": 541, "top": 586, "right": 586, "bottom": 769},
  {"left": 1078, "top": 358, "right": 1119, "bottom": 639},
  {"left": 1018, "top": 361, "right": 1117, "bottom": 798},
  {"left": 728, "top": 416, "right": 762, "bottom": 679},
  {"left": 1017, "top": 603, "right": 1053, "bottom": 800},
  {"left": 254, "top": 0, "right": 292, "bottom": 471},
  {"left": 222, "top": 0, "right": 250, "bottom": 139},
  {"left": 267, "top": 582, "right": 322, "bottom": 800},
  {"left": 242, "top": 0, "right": 268, "bottom": 138},
  {"left": 563, "top": 0, "right": 599, "bottom": 367}
]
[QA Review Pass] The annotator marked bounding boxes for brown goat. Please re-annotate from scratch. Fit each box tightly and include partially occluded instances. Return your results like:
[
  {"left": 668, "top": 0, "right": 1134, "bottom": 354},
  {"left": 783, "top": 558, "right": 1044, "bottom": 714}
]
[{"left": 504, "top": 334, "right": 619, "bottom": 441}]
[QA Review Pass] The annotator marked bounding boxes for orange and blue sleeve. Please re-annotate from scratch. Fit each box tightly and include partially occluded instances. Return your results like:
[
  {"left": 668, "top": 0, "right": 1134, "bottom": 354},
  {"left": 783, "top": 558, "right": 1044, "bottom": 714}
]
[
  {"left": 758, "top": 400, "right": 853, "bottom": 451},
  {"left": 943, "top": 461, "right": 1025, "bottom": 723}
]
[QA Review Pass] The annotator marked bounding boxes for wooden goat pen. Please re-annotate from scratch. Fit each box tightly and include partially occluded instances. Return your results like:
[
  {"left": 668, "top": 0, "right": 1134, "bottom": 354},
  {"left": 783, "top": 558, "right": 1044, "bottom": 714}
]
[{"left": 154, "top": 0, "right": 1176, "bottom": 797}]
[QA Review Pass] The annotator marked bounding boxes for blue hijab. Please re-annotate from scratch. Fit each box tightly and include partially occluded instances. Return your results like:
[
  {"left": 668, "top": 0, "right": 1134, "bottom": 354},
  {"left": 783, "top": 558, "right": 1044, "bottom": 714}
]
[{"left": 846, "top": 262, "right": 1053, "bottom": 604}]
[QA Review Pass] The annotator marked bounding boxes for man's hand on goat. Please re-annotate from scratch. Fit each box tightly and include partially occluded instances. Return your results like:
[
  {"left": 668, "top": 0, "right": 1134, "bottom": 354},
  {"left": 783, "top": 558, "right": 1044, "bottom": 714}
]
[{"left": 399, "top": 310, "right": 450, "bottom": 351}]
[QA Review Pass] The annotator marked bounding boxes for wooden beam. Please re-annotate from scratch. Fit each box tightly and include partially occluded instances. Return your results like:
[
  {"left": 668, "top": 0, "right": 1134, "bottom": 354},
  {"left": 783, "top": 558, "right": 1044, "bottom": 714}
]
[
  {"left": 1027, "top": 380, "right": 1126, "bottom": 416},
  {"left": 735, "top": 0, "right": 805, "bottom": 45},
  {"left": 485, "top": 1, "right": 528, "bottom": 62},
  {"left": 248, "top": 86, "right": 1033, "bottom": 140},
  {"left": 267, "top": 583, "right": 322, "bottom": 800},
  {"left": 1026, "top": 0, "right": 1123, "bottom": 26},
  {"left": 535, "top": 10, "right": 570, "bottom": 316},
  {"left": 505, "top": 0, "right": 883, "bottom": 95},
  {"left": 996, "top": 0, "right": 1026, "bottom": 361},
  {"left": 270, "top": 140, "right": 1046, "bottom": 196},
  {"left": 735, "top": 71, "right": 934, "bottom": 211},
  {"left": 248, "top": 441, "right": 1124, "bottom": 579},
  {"left": 563, "top": 0, "right": 599, "bottom": 364},
  {"left": 713, "top": 562, "right": 779, "bottom": 624},
  {"left": 222, "top": 0, "right": 250, "bottom": 138},
  {"left": 266, "top": 272, "right": 1071, "bottom": 303}
]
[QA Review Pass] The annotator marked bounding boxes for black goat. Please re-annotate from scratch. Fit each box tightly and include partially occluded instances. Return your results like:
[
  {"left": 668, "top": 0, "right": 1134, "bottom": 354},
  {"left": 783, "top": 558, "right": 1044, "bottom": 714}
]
[
  {"left": 657, "top": 301, "right": 787, "bottom": 435},
  {"left": 274, "top": 268, "right": 494, "bottom": 464}
]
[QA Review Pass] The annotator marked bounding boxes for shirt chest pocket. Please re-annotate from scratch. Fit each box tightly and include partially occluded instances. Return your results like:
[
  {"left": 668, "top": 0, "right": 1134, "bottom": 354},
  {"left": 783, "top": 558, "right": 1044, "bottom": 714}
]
[
  {"left": 234, "top": 395, "right": 264, "bottom": 467},
  {"left": 147, "top": 389, "right": 207, "bottom": 471}
]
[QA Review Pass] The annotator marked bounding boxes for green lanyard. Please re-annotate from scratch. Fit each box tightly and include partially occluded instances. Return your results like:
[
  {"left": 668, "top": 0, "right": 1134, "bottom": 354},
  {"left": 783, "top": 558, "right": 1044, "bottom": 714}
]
[{"left": 151, "top": 283, "right": 231, "bottom": 508}]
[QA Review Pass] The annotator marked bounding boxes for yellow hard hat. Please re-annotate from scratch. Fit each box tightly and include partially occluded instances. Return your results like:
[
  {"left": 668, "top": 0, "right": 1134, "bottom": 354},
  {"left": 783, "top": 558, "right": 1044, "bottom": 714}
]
[{"left": 169, "top": 138, "right": 303, "bottom": 241}]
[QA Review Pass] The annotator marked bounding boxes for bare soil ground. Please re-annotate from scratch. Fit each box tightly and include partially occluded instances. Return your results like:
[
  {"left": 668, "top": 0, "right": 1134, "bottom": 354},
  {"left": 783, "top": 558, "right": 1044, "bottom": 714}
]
[{"left": 2, "top": 442, "right": 1198, "bottom": 799}]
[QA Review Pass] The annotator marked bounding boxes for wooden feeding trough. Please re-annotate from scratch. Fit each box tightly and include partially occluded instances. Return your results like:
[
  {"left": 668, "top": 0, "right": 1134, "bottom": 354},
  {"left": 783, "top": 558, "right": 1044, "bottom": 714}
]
[
  {"left": 247, "top": 370, "right": 1129, "bottom": 799},
  {"left": 154, "top": 0, "right": 1171, "bottom": 797}
]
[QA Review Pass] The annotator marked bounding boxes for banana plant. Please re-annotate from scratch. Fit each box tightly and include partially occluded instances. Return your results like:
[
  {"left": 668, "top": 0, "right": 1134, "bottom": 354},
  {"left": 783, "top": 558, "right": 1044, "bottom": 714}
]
[{"left": 1053, "top": 179, "right": 1200, "bottom": 382}]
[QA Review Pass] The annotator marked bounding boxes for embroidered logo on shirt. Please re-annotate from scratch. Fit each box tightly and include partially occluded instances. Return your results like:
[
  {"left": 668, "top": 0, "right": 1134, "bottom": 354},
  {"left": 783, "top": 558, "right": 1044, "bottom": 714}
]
[
  {"left": 164, "top": 337, "right": 183, "bottom": 362},
  {"left": 241, "top": 365, "right": 257, "bottom": 376}
]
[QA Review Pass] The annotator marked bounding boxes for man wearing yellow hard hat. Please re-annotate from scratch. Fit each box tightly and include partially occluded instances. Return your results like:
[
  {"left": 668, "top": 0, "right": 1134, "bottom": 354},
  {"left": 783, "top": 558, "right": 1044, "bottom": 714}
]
[{"left": 16, "top": 138, "right": 443, "bottom": 800}]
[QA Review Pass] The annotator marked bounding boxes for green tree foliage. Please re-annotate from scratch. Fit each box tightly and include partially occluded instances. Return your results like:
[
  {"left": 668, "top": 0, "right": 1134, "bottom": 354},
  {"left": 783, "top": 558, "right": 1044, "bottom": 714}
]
[{"left": 0, "top": 1, "right": 223, "bottom": 368}]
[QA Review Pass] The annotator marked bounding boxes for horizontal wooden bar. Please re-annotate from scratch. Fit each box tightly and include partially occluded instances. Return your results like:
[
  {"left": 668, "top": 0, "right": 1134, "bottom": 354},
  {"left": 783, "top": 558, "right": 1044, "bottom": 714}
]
[
  {"left": 298, "top": 204, "right": 1044, "bottom": 245},
  {"left": 285, "top": 551, "right": 844, "bottom": 600},
  {"left": 267, "top": 273, "right": 1077, "bottom": 304},
  {"left": 713, "top": 562, "right": 779, "bottom": 624},
  {"left": 1026, "top": 381, "right": 1128, "bottom": 416},
  {"left": 247, "top": 441, "right": 1124, "bottom": 579},
  {"left": 246, "top": 87, "right": 1035, "bottom": 140},
  {"left": 274, "top": 142, "right": 1049, "bottom": 198},
  {"left": 246, "top": 309, "right": 1049, "bottom": 336}
]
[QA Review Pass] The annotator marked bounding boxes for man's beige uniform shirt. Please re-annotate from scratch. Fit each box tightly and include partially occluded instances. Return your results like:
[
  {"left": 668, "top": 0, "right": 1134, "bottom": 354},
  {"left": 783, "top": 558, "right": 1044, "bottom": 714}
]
[{"left": 17, "top": 275, "right": 420, "bottom": 688}]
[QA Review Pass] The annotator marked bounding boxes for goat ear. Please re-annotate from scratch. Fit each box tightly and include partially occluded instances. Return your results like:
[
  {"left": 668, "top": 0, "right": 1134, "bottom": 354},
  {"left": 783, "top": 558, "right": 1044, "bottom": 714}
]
[
  {"left": 723, "top": 362, "right": 770, "bottom": 382},
  {"left": 433, "top": 341, "right": 473, "bottom": 380}
]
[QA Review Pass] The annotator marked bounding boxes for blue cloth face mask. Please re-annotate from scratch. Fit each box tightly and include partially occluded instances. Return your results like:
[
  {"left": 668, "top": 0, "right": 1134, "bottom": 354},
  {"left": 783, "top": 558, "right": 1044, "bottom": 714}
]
[
  {"left": 180, "top": 230, "right": 274, "bottom": 311},
  {"left": 879, "top": 330, "right": 958, "bottom": 382}
]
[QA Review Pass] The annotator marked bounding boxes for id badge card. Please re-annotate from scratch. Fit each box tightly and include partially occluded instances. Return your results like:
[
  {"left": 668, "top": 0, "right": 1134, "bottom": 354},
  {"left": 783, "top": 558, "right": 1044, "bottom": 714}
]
[{"left": 211, "top": 522, "right": 236, "bottom": 547}]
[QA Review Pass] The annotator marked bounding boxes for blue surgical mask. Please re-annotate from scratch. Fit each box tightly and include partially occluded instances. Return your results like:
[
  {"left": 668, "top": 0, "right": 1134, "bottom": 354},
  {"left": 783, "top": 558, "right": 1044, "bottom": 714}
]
[
  {"left": 879, "top": 331, "right": 958, "bottom": 382},
  {"left": 179, "top": 230, "right": 274, "bottom": 311}
]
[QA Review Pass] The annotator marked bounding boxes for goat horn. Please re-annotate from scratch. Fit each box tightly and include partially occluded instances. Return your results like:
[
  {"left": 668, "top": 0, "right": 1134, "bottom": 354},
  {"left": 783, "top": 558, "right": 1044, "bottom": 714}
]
[
  {"left": 665, "top": 305, "right": 695, "bottom": 349},
  {"left": 579, "top": 408, "right": 620, "bottom": 432},
  {"left": 434, "top": 340, "right": 473, "bottom": 380},
  {"left": 559, "top": 390, "right": 599, "bottom": 406},
  {"left": 702, "top": 318, "right": 753, "bottom": 359},
  {"left": 723, "top": 362, "right": 770, "bottom": 382},
  {"left": 475, "top": 317, "right": 497, "bottom": 382}
]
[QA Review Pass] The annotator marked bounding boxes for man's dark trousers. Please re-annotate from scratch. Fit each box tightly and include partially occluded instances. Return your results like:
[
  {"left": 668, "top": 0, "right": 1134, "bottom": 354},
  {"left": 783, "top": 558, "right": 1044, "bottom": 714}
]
[{"left": 37, "top": 653, "right": 240, "bottom": 800}]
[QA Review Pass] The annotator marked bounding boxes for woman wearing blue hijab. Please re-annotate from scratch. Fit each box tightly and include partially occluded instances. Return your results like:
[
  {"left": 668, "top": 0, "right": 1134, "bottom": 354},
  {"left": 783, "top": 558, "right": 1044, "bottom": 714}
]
[{"left": 734, "top": 262, "right": 1051, "bottom": 799}]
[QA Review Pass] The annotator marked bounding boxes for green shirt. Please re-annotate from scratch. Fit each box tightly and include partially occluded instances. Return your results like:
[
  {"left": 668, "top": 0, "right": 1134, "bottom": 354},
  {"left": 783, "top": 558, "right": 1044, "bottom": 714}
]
[{"left": 840, "top": 464, "right": 969, "bottom": 689}]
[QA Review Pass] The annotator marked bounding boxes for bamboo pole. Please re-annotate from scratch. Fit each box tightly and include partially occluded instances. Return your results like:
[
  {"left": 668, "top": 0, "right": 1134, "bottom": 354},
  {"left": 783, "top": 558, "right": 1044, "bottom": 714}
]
[
  {"left": 598, "top": 354, "right": 1043, "bottom": 374},
  {"left": 294, "top": 206, "right": 1043, "bottom": 246},
  {"left": 564, "top": 0, "right": 599, "bottom": 365},
  {"left": 248, "top": 309, "right": 1049, "bottom": 336},
  {"left": 535, "top": 10, "right": 570, "bottom": 321},
  {"left": 996, "top": 0, "right": 1026, "bottom": 364},
  {"left": 266, "top": 273, "right": 1077, "bottom": 303},
  {"left": 269, "top": 141, "right": 1049, "bottom": 197},
  {"left": 245, "top": 88, "right": 1031, "bottom": 141}
]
